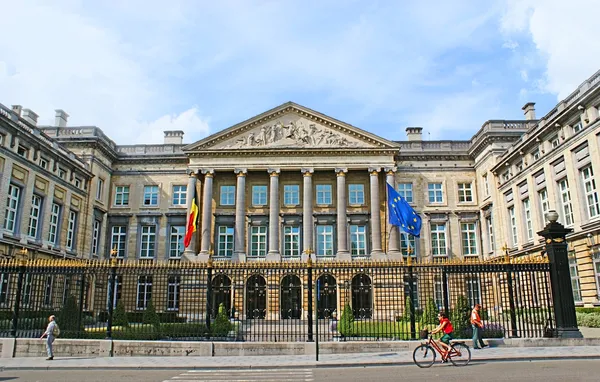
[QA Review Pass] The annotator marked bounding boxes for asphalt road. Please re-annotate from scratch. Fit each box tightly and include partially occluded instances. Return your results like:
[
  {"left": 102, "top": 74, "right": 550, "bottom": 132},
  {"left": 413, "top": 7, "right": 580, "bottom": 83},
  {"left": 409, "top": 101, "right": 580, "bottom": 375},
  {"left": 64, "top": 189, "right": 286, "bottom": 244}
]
[{"left": 0, "top": 360, "right": 598, "bottom": 381}]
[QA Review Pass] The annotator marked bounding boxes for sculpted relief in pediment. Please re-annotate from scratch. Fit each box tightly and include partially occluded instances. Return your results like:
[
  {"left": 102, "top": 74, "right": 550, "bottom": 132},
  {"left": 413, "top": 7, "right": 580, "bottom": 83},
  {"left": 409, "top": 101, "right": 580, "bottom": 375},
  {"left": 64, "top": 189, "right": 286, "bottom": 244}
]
[{"left": 217, "top": 116, "right": 370, "bottom": 150}]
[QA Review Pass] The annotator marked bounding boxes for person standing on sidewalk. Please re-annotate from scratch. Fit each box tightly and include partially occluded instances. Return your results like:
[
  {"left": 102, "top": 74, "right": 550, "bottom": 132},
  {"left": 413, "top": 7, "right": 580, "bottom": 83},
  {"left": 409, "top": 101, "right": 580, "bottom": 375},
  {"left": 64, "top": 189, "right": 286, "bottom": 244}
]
[
  {"left": 40, "top": 315, "right": 59, "bottom": 360},
  {"left": 471, "top": 304, "right": 487, "bottom": 349}
]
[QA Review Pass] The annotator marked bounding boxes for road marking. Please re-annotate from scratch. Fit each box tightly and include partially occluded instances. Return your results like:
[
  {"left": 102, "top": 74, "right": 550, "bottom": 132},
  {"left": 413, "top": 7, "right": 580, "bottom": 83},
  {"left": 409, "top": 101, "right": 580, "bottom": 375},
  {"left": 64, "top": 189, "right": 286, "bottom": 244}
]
[{"left": 165, "top": 368, "right": 314, "bottom": 382}]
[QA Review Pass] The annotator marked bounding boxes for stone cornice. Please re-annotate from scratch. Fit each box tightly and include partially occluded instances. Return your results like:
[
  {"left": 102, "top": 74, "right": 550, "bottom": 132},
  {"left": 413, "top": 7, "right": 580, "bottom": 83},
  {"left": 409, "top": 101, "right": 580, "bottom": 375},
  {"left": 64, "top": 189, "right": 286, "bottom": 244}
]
[{"left": 187, "top": 147, "right": 398, "bottom": 158}]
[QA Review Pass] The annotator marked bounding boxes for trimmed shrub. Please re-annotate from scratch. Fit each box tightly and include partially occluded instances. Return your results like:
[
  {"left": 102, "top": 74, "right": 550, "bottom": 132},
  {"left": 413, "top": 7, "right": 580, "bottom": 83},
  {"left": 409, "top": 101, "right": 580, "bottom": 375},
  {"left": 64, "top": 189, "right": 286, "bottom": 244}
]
[
  {"left": 112, "top": 300, "right": 129, "bottom": 328},
  {"left": 576, "top": 307, "right": 600, "bottom": 314},
  {"left": 420, "top": 298, "right": 439, "bottom": 325},
  {"left": 211, "top": 303, "right": 232, "bottom": 337},
  {"left": 450, "top": 295, "right": 471, "bottom": 338},
  {"left": 577, "top": 312, "right": 600, "bottom": 328},
  {"left": 142, "top": 300, "right": 161, "bottom": 330},
  {"left": 338, "top": 303, "right": 355, "bottom": 337},
  {"left": 58, "top": 295, "right": 84, "bottom": 334}
]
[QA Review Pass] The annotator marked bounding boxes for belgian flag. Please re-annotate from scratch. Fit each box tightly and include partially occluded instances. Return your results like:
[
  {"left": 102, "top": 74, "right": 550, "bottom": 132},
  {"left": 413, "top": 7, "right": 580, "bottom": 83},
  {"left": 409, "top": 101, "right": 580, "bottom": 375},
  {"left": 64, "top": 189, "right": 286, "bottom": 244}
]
[{"left": 184, "top": 188, "right": 198, "bottom": 248}]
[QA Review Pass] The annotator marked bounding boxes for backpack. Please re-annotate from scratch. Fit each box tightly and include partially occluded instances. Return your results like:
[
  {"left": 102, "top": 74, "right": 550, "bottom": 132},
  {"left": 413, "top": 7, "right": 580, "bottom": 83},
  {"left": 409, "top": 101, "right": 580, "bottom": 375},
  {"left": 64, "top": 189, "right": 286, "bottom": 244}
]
[{"left": 52, "top": 323, "right": 60, "bottom": 337}]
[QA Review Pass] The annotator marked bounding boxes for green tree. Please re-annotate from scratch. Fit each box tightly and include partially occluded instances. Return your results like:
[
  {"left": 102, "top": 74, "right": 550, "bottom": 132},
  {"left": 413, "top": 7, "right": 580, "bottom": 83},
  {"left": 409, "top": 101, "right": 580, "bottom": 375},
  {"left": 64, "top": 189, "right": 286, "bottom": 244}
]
[
  {"left": 421, "top": 298, "right": 439, "bottom": 325},
  {"left": 338, "top": 303, "right": 355, "bottom": 337},
  {"left": 211, "top": 303, "right": 232, "bottom": 337},
  {"left": 403, "top": 296, "right": 413, "bottom": 322},
  {"left": 112, "top": 300, "right": 129, "bottom": 328},
  {"left": 58, "top": 294, "right": 83, "bottom": 334},
  {"left": 142, "top": 300, "right": 161, "bottom": 330},
  {"left": 450, "top": 295, "right": 471, "bottom": 338}
]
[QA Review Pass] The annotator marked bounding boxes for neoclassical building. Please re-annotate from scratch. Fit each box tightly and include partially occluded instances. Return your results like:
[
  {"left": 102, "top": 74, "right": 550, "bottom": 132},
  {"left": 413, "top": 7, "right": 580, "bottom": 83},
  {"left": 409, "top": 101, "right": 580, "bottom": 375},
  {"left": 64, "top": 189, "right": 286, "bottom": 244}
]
[{"left": 1, "top": 70, "right": 600, "bottom": 307}]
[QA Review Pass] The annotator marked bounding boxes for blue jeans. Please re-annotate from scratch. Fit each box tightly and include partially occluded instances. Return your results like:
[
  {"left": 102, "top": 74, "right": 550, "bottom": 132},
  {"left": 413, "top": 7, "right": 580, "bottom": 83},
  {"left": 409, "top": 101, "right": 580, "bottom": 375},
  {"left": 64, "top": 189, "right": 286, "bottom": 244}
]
[
  {"left": 46, "top": 335, "right": 55, "bottom": 357},
  {"left": 472, "top": 325, "right": 485, "bottom": 348}
]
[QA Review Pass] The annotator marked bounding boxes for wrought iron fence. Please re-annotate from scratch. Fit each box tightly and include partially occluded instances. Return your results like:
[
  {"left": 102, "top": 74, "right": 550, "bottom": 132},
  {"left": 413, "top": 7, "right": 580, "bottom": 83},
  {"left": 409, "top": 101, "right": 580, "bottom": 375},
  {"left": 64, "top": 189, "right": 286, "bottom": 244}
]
[{"left": 0, "top": 257, "right": 554, "bottom": 342}]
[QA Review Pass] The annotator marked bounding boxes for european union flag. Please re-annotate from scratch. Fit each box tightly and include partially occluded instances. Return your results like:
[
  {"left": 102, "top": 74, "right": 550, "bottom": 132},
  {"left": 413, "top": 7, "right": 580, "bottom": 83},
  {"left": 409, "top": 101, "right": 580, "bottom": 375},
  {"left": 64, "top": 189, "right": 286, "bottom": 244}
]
[{"left": 387, "top": 183, "right": 422, "bottom": 237}]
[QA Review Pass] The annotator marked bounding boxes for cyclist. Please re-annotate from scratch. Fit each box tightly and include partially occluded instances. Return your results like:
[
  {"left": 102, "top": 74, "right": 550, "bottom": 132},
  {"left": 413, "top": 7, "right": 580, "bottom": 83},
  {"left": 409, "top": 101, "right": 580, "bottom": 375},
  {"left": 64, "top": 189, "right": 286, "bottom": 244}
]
[{"left": 431, "top": 312, "right": 453, "bottom": 360}]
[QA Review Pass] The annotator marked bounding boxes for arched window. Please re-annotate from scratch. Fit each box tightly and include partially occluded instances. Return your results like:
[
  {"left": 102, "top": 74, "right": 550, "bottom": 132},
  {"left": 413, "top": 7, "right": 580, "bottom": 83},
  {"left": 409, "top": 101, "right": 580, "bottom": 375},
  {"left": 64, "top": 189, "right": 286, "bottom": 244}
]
[
  {"left": 280, "top": 275, "right": 302, "bottom": 319},
  {"left": 246, "top": 275, "right": 267, "bottom": 319},
  {"left": 317, "top": 274, "right": 337, "bottom": 319},
  {"left": 351, "top": 273, "right": 372, "bottom": 319},
  {"left": 212, "top": 274, "right": 232, "bottom": 317}
]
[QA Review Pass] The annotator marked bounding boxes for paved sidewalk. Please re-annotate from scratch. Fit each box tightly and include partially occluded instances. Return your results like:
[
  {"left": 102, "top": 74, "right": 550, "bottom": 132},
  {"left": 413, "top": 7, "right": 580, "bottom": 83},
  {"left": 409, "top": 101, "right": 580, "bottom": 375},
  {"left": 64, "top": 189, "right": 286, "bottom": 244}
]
[{"left": 1, "top": 346, "right": 600, "bottom": 370}]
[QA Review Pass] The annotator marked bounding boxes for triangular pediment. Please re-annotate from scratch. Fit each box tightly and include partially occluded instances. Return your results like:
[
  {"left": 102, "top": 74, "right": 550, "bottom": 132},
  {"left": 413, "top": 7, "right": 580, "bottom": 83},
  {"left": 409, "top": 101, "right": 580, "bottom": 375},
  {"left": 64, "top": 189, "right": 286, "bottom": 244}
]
[{"left": 183, "top": 102, "right": 398, "bottom": 152}]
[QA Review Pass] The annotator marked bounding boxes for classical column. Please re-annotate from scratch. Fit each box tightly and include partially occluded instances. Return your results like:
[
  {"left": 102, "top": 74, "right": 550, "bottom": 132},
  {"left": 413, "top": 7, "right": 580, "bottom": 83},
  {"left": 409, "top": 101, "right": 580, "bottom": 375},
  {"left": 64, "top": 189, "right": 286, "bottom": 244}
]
[
  {"left": 369, "top": 167, "right": 384, "bottom": 258},
  {"left": 385, "top": 167, "right": 401, "bottom": 258},
  {"left": 198, "top": 169, "right": 214, "bottom": 260},
  {"left": 336, "top": 168, "right": 350, "bottom": 260},
  {"left": 302, "top": 168, "right": 314, "bottom": 260},
  {"left": 234, "top": 168, "right": 247, "bottom": 261},
  {"left": 183, "top": 171, "right": 199, "bottom": 260},
  {"left": 267, "top": 168, "right": 281, "bottom": 261}
]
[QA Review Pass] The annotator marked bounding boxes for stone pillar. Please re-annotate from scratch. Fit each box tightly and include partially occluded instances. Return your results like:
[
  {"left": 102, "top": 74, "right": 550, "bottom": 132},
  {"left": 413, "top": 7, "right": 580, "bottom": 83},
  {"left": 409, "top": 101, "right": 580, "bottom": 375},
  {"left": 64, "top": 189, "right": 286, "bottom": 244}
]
[
  {"left": 385, "top": 167, "right": 401, "bottom": 258},
  {"left": 336, "top": 168, "right": 350, "bottom": 261},
  {"left": 198, "top": 169, "right": 214, "bottom": 261},
  {"left": 538, "top": 210, "right": 582, "bottom": 338},
  {"left": 369, "top": 167, "right": 384, "bottom": 258},
  {"left": 234, "top": 168, "right": 247, "bottom": 262},
  {"left": 183, "top": 171, "right": 199, "bottom": 260},
  {"left": 301, "top": 168, "right": 314, "bottom": 261},
  {"left": 267, "top": 168, "right": 281, "bottom": 261}
]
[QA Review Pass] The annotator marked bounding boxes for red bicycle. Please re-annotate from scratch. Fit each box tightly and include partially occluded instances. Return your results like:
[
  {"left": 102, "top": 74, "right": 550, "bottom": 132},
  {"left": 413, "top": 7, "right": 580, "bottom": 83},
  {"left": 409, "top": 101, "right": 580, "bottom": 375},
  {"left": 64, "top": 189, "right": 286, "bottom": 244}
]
[{"left": 412, "top": 333, "right": 471, "bottom": 368}]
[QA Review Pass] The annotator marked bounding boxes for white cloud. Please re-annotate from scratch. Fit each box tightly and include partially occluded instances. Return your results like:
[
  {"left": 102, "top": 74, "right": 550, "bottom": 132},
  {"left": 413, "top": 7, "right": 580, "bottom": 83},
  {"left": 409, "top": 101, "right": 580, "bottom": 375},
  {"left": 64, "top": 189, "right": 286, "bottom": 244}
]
[
  {"left": 502, "top": 0, "right": 600, "bottom": 99},
  {"left": 0, "top": 0, "right": 210, "bottom": 144},
  {"left": 136, "top": 107, "right": 210, "bottom": 145},
  {"left": 502, "top": 40, "right": 520, "bottom": 50}
]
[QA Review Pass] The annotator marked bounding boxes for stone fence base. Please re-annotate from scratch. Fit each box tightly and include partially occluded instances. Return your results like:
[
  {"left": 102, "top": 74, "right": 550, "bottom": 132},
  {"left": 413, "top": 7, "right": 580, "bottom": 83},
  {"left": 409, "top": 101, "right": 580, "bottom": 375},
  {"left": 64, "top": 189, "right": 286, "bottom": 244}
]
[{"left": 3, "top": 337, "right": 600, "bottom": 358}]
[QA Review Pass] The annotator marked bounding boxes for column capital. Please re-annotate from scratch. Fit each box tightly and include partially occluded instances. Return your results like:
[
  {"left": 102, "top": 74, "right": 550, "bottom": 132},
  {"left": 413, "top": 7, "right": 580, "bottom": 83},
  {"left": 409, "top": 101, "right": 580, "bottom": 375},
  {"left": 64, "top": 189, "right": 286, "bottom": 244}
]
[
  {"left": 335, "top": 168, "right": 348, "bottom": 176},
  {"left": 234, "top": 168, "right": 248, "bottom": 176},
  {"left": 301, "top": 168, "right": 314, "bottom": 176},
  {"left": 384, "top": 166, "right": 397, "bottom": 175},
  {"left": 268, "top": 168, "right": 280, "bottom": 176},
  {"left": 201, "top": 168, "right": 215, "bottom": 176},
  {"left": 368, "top": 167, "right": 381, "bottom": 175},
  {"left": 188, "top": 170, "right": 199, "bottom": 178}
]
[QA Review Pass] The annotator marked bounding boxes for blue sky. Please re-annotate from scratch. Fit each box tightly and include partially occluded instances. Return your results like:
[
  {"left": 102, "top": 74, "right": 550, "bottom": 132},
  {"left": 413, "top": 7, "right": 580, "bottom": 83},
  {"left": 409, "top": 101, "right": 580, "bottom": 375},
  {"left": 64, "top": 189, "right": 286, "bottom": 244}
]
[{"left": 1, "top": 0, "right": 599, "bottom": 144}]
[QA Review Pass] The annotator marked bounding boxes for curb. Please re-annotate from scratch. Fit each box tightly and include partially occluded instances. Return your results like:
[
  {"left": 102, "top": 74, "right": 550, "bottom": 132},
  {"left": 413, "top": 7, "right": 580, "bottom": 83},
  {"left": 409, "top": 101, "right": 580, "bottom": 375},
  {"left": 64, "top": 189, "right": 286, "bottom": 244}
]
[{"left": 2, "top": 355, "right": 600, "bottom": 371}]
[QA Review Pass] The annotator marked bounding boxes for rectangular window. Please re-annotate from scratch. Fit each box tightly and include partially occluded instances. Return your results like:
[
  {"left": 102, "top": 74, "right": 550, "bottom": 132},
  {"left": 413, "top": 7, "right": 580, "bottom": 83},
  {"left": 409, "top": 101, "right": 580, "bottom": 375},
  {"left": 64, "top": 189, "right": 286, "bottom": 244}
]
[
  {"left": 428, "top": 183, "right": 443, "bottom": 203},
  {"left": 551, "top": 135, "right": 560, "bottom": 148},
  {"left": 22, "top": 274, "right": 32, "bottom": 307},
  {"left": 217, "top": 226, "right": 234, "bottom": 257},
  {"left": 581, "top": 166, "right": 600, "bottom": 219},
  {"left": 220, "top": 185, "right": 236, "bottom": 206},
  {"left": 27, "top": 194, "right": 42, "bottom": 239},
  {"left": 114, "top": 186, "right": 130, "bottom": 206},
  {"left": 58, "top": 168, "right": 67, "bottom": 179},
  {"left": 516, "top": 159, "right": 524, "bottom": 172},
  {"left": 4, "top": 184, "right": 21, "bottom": 233},
  {"left": 283, "top": 185, "right": 300, "bottom": 206},
  {"left": 458, "top": 183, "right": 473, "bottom": 203},
  {"left": 348, "top": 184, "right": 365, "bottom": 205},
  {"left": 397, "top": 183, "right": 413, "bottom": 203},
  {"left": 559, "top": 179, "right": 574, "bottom": 226},
  {"left": 523, "top": 198, "right": 533, "bottom": 242},
  {"left": 0, "top": 274, "right": 9, "bottom": 306},
  {"left": 17, "top": 145, "right": 28, "bottom": 158},
  {"left": 509, "top": 207, "right": 518, "bottom": 247},
  {"left": 486, "top": 215, "right": 495, "bottom": 252},
  {"left": 461, "top": 222, "right": 477, "bottom": 256},
  {"left": 431, "top": 223, "right": 447, "bottom": 256},
  {"left": 483, "top": 175, "right": 489, "bottom": 197},
  {"left": 66, "top": 210, "right": 77, "bottom": 251},
  {"left": 466, "top": 276, "right": 482, "bottom": 306},
  {"left": 91, "top": 219, "right": 101, "bottom": 256},
  {"left": 350, "top": 225, "right": 367, "bottom": 256},
  {"left": 283, "top": 226, "right": 301, "bottom": 257},
  {"left": 316, "top": 225, "right": 334, "bottom": 257},
  {"left": 169, "top": 225, "right": 185, "bottom": 258},
  {"left": 252, "top": 185, "right": 268, "bottom": 206},
  {"left": 167, "top": 275, "right": 180, "bottom": 311},
  {"left": 143, "top": 185, "right": 159, "bottom": 206},
  {"left": 316, "top": 184, "right": 332, "bottom": 205},
  {"left": 111, "top": 226, "right": 127, "bottom": 258},
  {"left": 532, "top": 148, "right": 541, "bottom": 161},
  {"left": 172, "top": 185, "right": 187, "bottom": 206},
  {"left": 62, "top": 276, "right": 71, "bottom": 305},
  {"left": 249, "top": 226, "right": 267, "bottom": 257},
  {"left": 539, "top": 189, "right": 550, "bottom": 225},
  {"left": 573, "top": 121, "right": 583, "bottom": 133},
  {"left": 502, "top": 171, "right": 510, "bottom": 182},
  {"left": 43, "top": 276, "right": 53, "bottom": 306},
  {"left": 48, "top": 203, "right": 61, "bottom": 245},
  {"left": 106, "top": 275, "right": 122, "bottom": 309},
  {"left": 96, "top": 178, "right": 104, "bottom": 200},
  {"left": 400, "top": 233, "right": 416, "bottom": 256},
  {"left": 404, "top": 278, "right": 419, "bottom": 310},
  {"left": 569, "top": 256, "right": 582, "bottom": 302},
  {"left": 434, "top": 276, "right": 445, "bottom": 310},
  {"left": 594, "top": 259, "right": 600, "bottom": 301},
  {"left": 140, "top": 226, "right": 156, "bottom": 259},
  {"left": 136, "top": 275, "right": 153, "bottom": 310},
  {"left": 74, "top": 177, "right": 82, "bottom": 189},
  {"left": 39, "top": 157, "right": 49, "bottom": 170}
]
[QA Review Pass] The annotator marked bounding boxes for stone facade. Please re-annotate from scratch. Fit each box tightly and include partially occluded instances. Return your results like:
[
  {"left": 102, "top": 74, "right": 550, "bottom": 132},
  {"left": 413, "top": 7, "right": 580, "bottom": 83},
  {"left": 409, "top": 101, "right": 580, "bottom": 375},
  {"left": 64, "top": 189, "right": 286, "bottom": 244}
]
[{"left": 1, "top": 70, "right": 600, "bottom": 307}]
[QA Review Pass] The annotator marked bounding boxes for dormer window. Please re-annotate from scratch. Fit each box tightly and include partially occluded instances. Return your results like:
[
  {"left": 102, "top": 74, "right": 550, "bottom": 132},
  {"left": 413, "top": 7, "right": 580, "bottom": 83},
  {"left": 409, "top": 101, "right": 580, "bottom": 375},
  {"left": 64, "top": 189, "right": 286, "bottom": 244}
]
[
  {"left": 573, "top": 122, "right": 583, "bottom": 134},
  {"left": 39, "top": 157, "right": 49, "bottom": 170},
  {"left": 532, "top": 148, "right": 541, "bottom": 161},
  {"left": 550, "top": 135, "right": 560, "bottom": 148},
  {"left": 58, "top": 168, "right": 67, "bottom": 180},
  {"left": 74, "top": 177, "right": 82, "bottom": 188},
  {"left": 17, "top": 145, "right": 29, "bottom": 158}
]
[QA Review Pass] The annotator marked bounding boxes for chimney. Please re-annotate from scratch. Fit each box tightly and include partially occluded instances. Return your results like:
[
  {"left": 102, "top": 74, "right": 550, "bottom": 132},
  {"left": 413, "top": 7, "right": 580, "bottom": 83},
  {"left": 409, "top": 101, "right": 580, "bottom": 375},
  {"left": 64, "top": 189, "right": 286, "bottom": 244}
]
[
  {"left": 164, "top": 130, "right": 184, "bottom": 145},
  {"left": 54, "top": 109, "right": 69, "bottom": 127},
  {"left": 11, "top": 105, "right": 22, "bottom": 117},
  {"left": 522, "top": 102, "right": 536, "bottom": 121},
  {"left": 405, "top": 127, "right": 423, "bottom": 141},
  {"left": 22, "top": 109, "right": 39, "bottom": 126}
]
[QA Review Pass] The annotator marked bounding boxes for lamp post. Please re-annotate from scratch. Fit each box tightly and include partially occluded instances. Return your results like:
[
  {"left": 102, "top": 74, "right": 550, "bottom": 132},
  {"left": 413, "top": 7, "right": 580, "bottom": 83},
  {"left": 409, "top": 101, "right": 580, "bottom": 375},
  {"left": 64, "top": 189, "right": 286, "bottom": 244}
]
[{"left": 538, "top": 210, "right": 582, "bottom": 338}]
